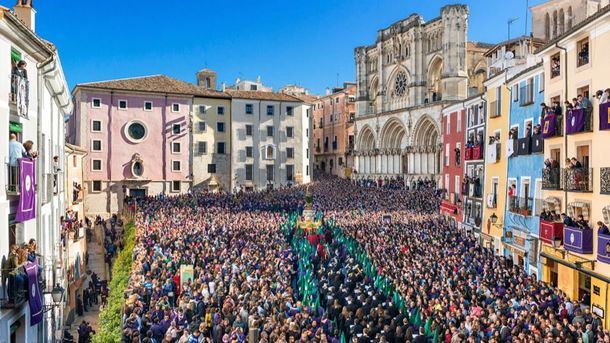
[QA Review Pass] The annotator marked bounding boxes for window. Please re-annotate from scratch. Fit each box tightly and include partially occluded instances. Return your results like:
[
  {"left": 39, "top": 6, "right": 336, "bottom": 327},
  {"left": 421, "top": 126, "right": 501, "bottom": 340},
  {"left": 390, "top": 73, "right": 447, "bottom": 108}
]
[
  {"left": 172, "top": 142, "right": 181, "bottom": 153},
  {"left": 208, "top": 164, "right": 216, "bottom": 173},
  {"left": 539, "top": 73, "right": 545, "bottom": 93},
  {"left": 267, "top": 105, "right": 274, "bottom": 115},
  {"left": 338, "top": 157, "right": 343, "bottom": 166},
  {"left": 92, "top": 180, "right": 102, "bottom": 192},
  {"left": 217, "top": 142, "right": 226, "bottom": 154},
  {"left": 92, "top": 159, "right": 102, "bottom": 171},
  {"left": 286, "top": 165, "right": 294, "bottom": 182},
  {"left": 126, "top": 121, "right": 148, "bottom": 142},
  {"left": 306, "top": 128, "right": 309, "bottom": 137},
  {"left": 92, "top": 98, "right": 101, "bottom": 108},
  {"left": 198, "top": 121, "right": 206, "bottom": 132},
  {"left": 217, "top": 106, "right": 225, "bottom": 115},
  {"left": 287, "top": 106, "right": 294, "bottom": 116},
  {"left": 246, "top": 146, "right": 253, "bottom": 158},
  {"left": 306, "top": 165, "right": 309, "bottom": 176},
  {"left": 267, "top": 126, "right": 274, "bottom": 137},
  {"left": 512, "top": 84, "right": 519, "bottom": 102},
  {"left": 172, "top": 124, "right": 181, "bottom": 135},
  {"left": 457, "top": 111, "right": 462, "bottom": 132},
  {"left": 286, "top": 127, "right": 294, "bottom": 138},
  {"left": 445, "top": 144, "right": 450, "bottom": 166},
  {"left": 118, "top": 100, "right": 127, "bottom": 110},
  {"left": 197, "top": 141, "right": 207, "bottom": 154},
  {"left": 246, "top": 125, "right": 253, "bottom": 136},
  {"left": 172, "top": 103, "right": 180, "bottom": 112},
  {"left": 217, "top": 122, "right": 225, "bottom": 132},
  {"left": 92, "top": 140, "right": 102, "bottom": 152},
  {"left": 92, "top": 120, "right": 102, "bottom": 132},
  {"left": 172, "top": 160, "right": 181, "bottom": 171},
  {"left": 250, "top": 84, "right": 258, "bottom": 91},
  {"left": 199, "top": 105, "right": 206, "bottom": 114},
  {"left": 551, "top": 53, "right": 561, "bottom": 78},
  {"left": 335, "top": 98, "right": 340, "bottom": 104},
  {"left": 245, "top": 164, "right": 253, "bottom": 181},
  {"left": 446, "top": 113, "right": 451, "bottom": 134},
  {"left": 245, "top": 104, "right": 253, "bottom": 114},
  {"left": 266, "top": 165, "right": 274, "bottom": 181},
  {"left": 171, "top": 181, "right": 181, "bottom": 192},
  {"left": 577, "top": 38, "right": 590, "bottom": 67},
  {"left": 265, "top": 145, "right": 275, "bottom": 160},
  {"left": 520, "top": 78, "right": 534, "bottom": 106},
  {"left": 144, "top": 101, "right": 153, "bottom": 111},
  {"left": 287, "top": 147, "right": 294, "bottom": 159}
]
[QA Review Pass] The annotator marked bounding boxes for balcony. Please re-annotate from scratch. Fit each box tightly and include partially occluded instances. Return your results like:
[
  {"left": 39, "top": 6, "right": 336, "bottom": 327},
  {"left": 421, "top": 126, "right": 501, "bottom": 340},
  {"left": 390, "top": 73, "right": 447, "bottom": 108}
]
[
  {"left": 10, "top": 73, "right": 29, "bottom": 118},
  {"left": 5, "top": 161, "right": 20, "bottom": 195},
  {"left": 517, "top": 137, "right": 531, "bottom": 155},
  {"left": 541, "top": 115, "right": 563, "bottom": 138},
  {"left": 486, "top": 193, "right": 497, "bottom": 209},
  {"left": 565, "top": 109, "right": 592, "bottom": 135},
  {"left": 563, "top": 168, "right": 593, "bottom": 192},
  {"left": 540, "top": 220, "right": 564, "bottom": 245},
  {"left": 542, "top": 168, "right": 562, "bottom": 190},
  {"left": 598, "top": 232, "right": 610, "bottom": 264},
  {"left": 464, "top": 145, "right": 483, "bottom": 161},
  {"left": 600, "top": 168, "right": 610, "bottom": 194},
  {"left": 508, "top": 196, "right": 533, "bottom": 216},
  {"left": 564, "top": 226, "right": 593, "bottom": 254}
]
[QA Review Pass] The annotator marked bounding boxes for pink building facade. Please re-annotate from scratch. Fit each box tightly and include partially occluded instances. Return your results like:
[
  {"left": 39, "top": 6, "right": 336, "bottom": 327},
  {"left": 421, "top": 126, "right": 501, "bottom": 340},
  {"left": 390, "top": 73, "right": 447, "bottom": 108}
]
[{"left": 68, "top": 76, "right": 193, "bottom": 215}]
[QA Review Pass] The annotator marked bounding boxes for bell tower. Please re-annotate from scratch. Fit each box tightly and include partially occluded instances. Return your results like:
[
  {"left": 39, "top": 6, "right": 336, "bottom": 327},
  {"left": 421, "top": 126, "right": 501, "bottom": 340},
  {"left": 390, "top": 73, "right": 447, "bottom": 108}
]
[{"left": 196, "top": 68, "right": 218, "bottom": 90}]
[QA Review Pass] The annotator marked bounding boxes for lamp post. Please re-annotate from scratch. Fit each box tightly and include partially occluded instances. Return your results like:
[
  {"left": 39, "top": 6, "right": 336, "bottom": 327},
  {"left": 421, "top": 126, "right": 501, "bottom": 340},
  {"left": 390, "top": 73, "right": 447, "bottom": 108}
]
[{"left": 42, "top": 284, "right": 64, "bottom": 343}]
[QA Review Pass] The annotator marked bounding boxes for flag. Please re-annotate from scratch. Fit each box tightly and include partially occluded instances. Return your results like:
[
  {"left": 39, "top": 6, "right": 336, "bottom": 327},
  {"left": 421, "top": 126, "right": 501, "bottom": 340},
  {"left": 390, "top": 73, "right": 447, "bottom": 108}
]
[
  {"left": 16, "top": 158, "right": 36, "bottom": 222},
  {"left": 487, "top": 142, "right": 497, "bottom": 163},
  {"left": 541, "top": 114, "right": 557, "bottom": 138},
  {"left": 506, "top": 139, "right": 515, "bottom": 157},
  {"left": 566, "top": 108, "right": 585, "bottom": 134},
  {"left": 26, "top": 261, "right": 43, "bottom": 326},
  {"left": 600, "top": 102, "right": 610, "bottom": 131}
]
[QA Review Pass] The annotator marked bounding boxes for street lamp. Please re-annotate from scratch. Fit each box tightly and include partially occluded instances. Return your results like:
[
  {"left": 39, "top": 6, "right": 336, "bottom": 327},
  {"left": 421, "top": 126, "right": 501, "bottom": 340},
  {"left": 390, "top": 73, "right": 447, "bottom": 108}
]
[{"left": 42, "top": 284, "right": 64, "bottom": 313}]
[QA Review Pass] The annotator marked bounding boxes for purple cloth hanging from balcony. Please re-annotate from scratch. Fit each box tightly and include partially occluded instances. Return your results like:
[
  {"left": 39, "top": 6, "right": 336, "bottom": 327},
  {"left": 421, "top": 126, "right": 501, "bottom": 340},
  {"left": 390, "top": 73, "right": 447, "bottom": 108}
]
[
  {"left": 26, "top": 260, "right": 43, "bottom": 326},
  {"left": 566, "top": 109, "right": 585, "bottom": 134},
  {"left": 16, "top": 158, "right": 36, "bottom": 222},
  {"left": 599, "top": 102, "right": 610, "bottom": 131},
  {"left": 541, "top": 114, "right": 557, "bottom": 138}
]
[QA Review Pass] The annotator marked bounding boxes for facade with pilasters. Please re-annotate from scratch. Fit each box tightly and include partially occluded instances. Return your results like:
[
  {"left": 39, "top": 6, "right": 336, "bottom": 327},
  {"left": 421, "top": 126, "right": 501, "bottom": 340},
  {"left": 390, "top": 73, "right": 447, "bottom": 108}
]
[{"left": 352, "top": 4, "right": 489, "bottom": 184}]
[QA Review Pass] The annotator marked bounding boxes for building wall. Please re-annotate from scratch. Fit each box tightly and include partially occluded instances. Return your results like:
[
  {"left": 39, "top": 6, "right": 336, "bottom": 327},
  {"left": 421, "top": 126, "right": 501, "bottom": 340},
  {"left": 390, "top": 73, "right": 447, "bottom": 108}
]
[
  {"left": 531, "top": 0, "right": 609, "bottom": 41},
  {"left": 72, "top": 90, "right": 191, "bottom": 215},
  {"left": 462, "top": 96, "right": 486, "bottom": 235},
  {"left": 440, "top": 106, "right": 465, "bottom": 223},
  {"left": 230, "top": 98, "right": 309, "bottom": 191},
  {"left": 504, "top": 69, "right": 545, "bottom": 277},
  {"left": 539, "top": 11, "right": 610, "bottom": 327},
  {"left": 191, "top": 96, "right": 232, "bottom": 191},
  {"left": 482, "top": 82, "right": 511, "bottom": 253}
]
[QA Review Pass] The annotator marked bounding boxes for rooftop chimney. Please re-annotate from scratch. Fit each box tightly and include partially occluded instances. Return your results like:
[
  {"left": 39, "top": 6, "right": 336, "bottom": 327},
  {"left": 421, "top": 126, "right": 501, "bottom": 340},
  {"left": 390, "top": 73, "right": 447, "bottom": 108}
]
[
  {"left": 13, "top": 0, "right": 35, "bottom": 32},
  {"left": 221, "top": 82, "right": 226, "bottom": 92}
]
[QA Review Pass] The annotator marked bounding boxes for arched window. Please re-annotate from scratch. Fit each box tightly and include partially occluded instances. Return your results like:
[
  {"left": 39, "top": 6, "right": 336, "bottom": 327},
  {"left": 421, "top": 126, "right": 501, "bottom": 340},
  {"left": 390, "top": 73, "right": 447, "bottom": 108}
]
[
  {"left": 567, "top": 7, "right": 573, "bottom": 29},
  {"left": 559, "top": 9, "right": 565, "bottom": 35},
  {"left": 266, "top": 145, "right": 274, "bottom": 160},
  {"left": 552, "top": 10, "right": 558, "bottom": 39}
]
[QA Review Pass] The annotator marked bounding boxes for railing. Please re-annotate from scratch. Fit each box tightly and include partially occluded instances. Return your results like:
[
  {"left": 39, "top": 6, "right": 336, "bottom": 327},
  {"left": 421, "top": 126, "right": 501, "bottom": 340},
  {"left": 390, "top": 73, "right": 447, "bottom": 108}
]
[
  {"left": 565, "top": 109, "right": 593, "bottom": 135},
  {"left": 600, "top": 167, "right": 610, "bottom": 194},
  {"left": 598, "top": 232, "right": 610, "bottom": 264},
  {"left": 5, "top": 162, "right": 20, "bottom": 195},
  {"left": 508, "top": 196, "right": 533, "bottom": 216},
  {"left": 542, "top": 168, "right": 562, "bottom": 190},
  {"left": 540, "top": 220, "right": 564, "bottom": 245},
  {"left": 563, "top": 226, "right": 593, "bottom": 254},
  {"left": 563, "top": 168, "right": 593, "bottom": 192}
]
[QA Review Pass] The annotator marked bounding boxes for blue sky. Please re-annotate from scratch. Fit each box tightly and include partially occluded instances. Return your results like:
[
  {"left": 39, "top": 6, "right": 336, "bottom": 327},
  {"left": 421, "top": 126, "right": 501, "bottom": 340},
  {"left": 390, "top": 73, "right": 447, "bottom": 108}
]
[{"left": 34, "top": 0, "right": 545, "bottom": 95}]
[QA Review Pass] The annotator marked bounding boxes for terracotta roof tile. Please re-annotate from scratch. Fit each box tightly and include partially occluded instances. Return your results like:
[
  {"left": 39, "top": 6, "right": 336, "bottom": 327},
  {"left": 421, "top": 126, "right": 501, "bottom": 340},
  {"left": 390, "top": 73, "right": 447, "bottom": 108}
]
[
  {"left": 226, "top": 90, "right": 302, "bottom": 102},
  {"left": 76, "top": 75, "right": 230, "bottom": 98}
]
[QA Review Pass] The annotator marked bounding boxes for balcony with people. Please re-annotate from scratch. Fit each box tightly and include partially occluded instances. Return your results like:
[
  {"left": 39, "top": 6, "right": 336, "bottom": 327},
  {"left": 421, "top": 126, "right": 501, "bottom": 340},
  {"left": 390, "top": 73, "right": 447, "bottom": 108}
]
[
  {"left": 6, "top": 132, "right": 38, "bottom": 196},
  {"left": 487, "top": 135, "right": 501, "bottom": 163},
  {"left": 464, "top": 136, "right": 483, "bottom": 161},
  {"left": 540, "top": 210, "right": 564, "bottom": 246},
  {"left": 540, "top": 102, "right": 563, "bottom": 139},
  {"left": 1, "top": 240, "right": 43, "bottom": 309},
  {"left": 462, "top": 173, "right": 482, "bottom": 199},
  {"left": 10, "top": 56, "right": 29, "bottom": 118},
  {"left": 597, "top": 221, "right": 610, "bottom": 264},
  {"left": 508, "top": 195, "right": 533, "bottom": 216},
  {"left": 561, "top": 213, "right": 593, "bottom": 254},
  {"left": 563, "top": 158, "right": 592, "bottom": 192},
  {"left": 542, "top": 159, "right": 562, "bottom": 190},
  {"left": 564, "top": 97, "right": 593, "bottom": 135}
]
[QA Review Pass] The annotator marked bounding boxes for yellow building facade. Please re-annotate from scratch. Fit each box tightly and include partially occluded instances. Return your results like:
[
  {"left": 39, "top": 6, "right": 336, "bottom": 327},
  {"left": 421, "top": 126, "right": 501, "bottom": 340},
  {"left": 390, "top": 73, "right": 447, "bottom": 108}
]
[
  {"left": 538, "top": 6, "right": 610, "bottom": 327},
  {"left": 482, "top": 78, "right": 511, "bottom": 252},
  {"left": 191, "top": 93, "right": 232, "bottom": 192}
]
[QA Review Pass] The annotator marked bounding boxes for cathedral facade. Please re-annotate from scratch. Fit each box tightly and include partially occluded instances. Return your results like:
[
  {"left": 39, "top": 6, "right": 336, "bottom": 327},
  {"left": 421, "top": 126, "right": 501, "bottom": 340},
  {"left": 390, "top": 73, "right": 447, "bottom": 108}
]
[{"left": 353, "top": 5, "right": 489, "bottom": 183}]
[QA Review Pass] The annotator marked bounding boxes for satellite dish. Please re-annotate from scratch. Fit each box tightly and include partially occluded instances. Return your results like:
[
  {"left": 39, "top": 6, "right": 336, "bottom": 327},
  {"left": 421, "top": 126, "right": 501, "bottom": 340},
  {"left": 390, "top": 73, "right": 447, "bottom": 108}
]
[{"left": 505, "top": 51, "right": 515, "bottom": 60}]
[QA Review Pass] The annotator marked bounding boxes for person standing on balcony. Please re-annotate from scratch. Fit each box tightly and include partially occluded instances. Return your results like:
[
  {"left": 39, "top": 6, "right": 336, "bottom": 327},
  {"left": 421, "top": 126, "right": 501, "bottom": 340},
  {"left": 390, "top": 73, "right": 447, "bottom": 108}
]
[
  {"left": 597, "top": 221, "right": 609, "bottom": 235},
  {"left": 11, "top": 60, "right": 27, "bottom": 80},
  {"left": 22, "top": 140, "right": 37, "bottom": 159},
  {"left": 508, "top": 184, "right": 517, "bottom": 210},
  {"left": 8, "top": 133, "right": 25, "bottom": 166}
]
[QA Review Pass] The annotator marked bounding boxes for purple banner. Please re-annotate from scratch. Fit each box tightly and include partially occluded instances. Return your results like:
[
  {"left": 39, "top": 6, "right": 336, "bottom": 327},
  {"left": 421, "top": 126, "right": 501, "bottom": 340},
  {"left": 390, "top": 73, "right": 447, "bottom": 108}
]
[
  {"left": 600, "top": 102, "right": 610, "bottom": 131},
  {"left": 566, "top": 109, "right": 585, "bottom": 134},
  {"left": 598, "top": 233, "right": 610, "bottom": 264},
  {"left": 16, "top": 158, "right": 36, "bottom": 222},
  {"left": 564, "top": 226, "right": 593, "bottom": 254},
  {"left": 541, "top": 114, "right": 557, "bottom": 138},
  {"left": 25, "top": 261, "right": 43, "bottom": 326}
]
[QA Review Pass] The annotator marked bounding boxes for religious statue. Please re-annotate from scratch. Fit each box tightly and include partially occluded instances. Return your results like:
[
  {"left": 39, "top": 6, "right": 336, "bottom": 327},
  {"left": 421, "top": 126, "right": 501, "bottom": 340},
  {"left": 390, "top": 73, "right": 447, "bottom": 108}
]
[{"left": 297, "top": 186, "right": 321, "bottom": 235}]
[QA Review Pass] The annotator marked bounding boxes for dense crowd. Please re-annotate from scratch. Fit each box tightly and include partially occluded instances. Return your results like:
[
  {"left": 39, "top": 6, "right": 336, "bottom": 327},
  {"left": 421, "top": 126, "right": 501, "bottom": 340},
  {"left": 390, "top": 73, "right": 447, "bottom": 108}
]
[{"left": 117, "top": 174, "right": 610, "bottom": 342}]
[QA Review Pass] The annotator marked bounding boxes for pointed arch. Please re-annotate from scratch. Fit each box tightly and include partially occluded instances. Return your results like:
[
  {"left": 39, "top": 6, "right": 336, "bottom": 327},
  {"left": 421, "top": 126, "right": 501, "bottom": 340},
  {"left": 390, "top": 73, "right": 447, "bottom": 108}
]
[
  {"left": 559, "top": 8, "right": 565, "bottom": 35},
  {"left": 427, "top": 55, "right": 444, "bottom": 102},
  {"left": 379, "top": 118, "right": 407, "bottom": 149},
  {"left": 411, "top": 114, "right": 440, "bottom": 147},
  {"left": 357, "top": 124, "right": 376, "bottom": 151}
]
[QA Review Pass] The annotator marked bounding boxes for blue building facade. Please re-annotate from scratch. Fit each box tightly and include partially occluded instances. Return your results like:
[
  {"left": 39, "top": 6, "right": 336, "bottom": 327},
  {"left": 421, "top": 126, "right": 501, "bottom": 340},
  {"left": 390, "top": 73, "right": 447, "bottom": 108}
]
[{"left": 503, "top": 64, "right": 545, "bottom": 279}]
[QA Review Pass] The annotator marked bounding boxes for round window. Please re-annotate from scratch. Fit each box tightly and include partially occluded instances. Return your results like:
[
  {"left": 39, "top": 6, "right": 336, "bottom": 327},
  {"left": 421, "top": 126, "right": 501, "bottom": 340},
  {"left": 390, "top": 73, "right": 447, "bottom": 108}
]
[
  {"left": 125, "top": 121, "right": 148, "bottom": 143},
  {"left": 132, "top": 161, "right": 143, "bottom": 177}
]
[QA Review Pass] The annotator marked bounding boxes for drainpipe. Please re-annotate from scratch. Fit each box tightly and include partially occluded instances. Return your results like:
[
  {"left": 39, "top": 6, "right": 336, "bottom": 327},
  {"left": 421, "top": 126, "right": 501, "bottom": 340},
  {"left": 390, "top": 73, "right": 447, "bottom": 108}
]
[{"left": 555, "top": 42, "right": 568, "bottom": 212}]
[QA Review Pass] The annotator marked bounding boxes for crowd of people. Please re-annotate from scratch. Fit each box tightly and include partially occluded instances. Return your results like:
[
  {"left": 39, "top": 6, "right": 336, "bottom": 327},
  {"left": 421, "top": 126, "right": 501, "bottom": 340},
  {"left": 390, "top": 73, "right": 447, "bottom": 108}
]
[{"left": 115, "top": 174, "right": 610, "bottom": 342}]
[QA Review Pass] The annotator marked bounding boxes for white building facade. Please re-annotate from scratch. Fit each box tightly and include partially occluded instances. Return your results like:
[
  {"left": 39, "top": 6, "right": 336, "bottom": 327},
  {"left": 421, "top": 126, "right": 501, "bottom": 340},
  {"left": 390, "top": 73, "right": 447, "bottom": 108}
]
[
  {"left": 0, "top": 2, "right": 73, "bottom": 342},
  {"left": 229, "top": 91, "right": 311, "bottom": 191}
]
